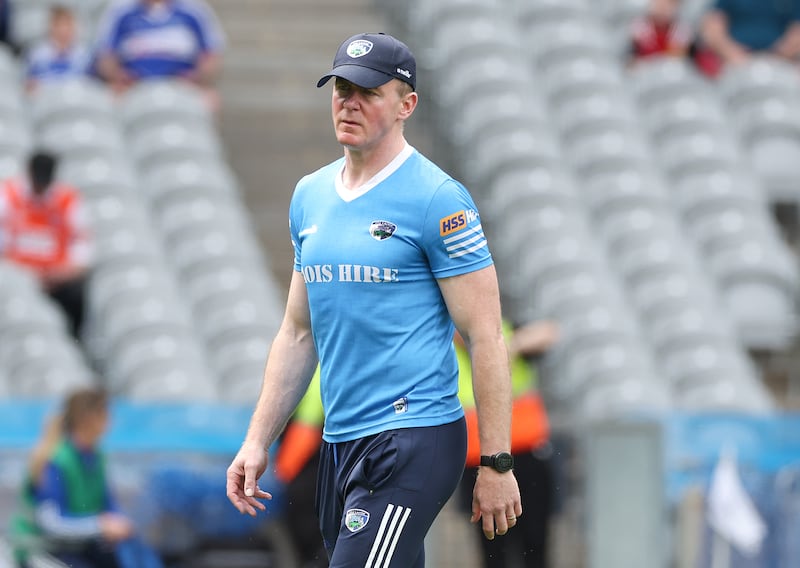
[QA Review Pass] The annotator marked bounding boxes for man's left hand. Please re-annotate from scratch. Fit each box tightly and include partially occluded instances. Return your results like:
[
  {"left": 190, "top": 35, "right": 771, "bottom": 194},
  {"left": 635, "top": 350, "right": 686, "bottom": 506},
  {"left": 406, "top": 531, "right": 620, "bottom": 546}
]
[{"left": 470, "top": 467, "right": 522, "bottom": 540}]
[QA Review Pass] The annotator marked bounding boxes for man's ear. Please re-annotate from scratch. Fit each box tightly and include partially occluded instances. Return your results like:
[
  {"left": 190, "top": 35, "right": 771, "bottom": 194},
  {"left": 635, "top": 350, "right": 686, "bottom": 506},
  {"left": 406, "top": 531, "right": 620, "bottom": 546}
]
[{"left": 399, "top": 91, "right": 418, "bottom": 120}]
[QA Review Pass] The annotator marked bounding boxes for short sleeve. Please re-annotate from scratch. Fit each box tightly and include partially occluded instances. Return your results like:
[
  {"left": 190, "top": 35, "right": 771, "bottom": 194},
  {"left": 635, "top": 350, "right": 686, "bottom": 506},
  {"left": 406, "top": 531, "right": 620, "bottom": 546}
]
[
  {"left": 422, "top": 179, "right": 492, "bottom": 279},
  {"left": 289, "top": 199, "right": 301, "bottom": 272},
  {"left": 187, "top": 1, "right": 226, "bottom": 53}
]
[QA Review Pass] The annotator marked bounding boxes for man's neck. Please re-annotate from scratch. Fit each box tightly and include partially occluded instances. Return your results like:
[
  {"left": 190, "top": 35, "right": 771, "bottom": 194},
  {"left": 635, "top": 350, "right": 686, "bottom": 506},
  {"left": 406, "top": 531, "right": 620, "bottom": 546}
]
[{"left": 341, "top": 134, "right": 408, "bottom": 190}]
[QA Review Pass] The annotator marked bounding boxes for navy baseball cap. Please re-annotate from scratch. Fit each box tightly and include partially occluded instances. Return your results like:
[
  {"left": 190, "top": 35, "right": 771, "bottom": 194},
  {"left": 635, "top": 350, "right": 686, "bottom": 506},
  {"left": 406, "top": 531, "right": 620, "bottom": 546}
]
[{"left": 317, "top": 32, "right": 416, "bottom": 91}]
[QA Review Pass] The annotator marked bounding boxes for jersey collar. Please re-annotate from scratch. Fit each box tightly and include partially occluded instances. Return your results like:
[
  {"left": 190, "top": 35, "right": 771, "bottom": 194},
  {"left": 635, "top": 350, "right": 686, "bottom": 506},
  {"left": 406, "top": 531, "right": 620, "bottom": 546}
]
[{"left": 335, "top": 143, "right": 414, "bottom": 203}]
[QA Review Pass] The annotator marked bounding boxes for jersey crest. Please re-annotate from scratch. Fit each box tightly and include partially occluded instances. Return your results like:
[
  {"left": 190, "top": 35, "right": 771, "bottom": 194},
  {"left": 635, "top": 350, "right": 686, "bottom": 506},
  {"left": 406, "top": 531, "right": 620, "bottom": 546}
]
[{"left": 369, "top": 220, "right": 397, "bottom": 241}]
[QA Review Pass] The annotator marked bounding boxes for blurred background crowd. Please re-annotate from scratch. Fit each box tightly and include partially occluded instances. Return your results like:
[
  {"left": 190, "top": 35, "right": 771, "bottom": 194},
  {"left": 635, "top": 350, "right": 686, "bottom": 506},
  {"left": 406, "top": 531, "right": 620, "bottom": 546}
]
[{"left": 2, "top": 0, "right": 800, "bottom": 567}]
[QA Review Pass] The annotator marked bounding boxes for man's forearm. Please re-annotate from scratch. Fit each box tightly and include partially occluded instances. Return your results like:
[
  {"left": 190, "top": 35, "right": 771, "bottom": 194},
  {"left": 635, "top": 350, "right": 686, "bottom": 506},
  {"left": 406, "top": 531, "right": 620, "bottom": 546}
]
[
  {"left": 245, "top": 326, "right": 318, "bottom": 451},
  {"left": 470, "top": 335, "right": 513, "bottom": 456}
]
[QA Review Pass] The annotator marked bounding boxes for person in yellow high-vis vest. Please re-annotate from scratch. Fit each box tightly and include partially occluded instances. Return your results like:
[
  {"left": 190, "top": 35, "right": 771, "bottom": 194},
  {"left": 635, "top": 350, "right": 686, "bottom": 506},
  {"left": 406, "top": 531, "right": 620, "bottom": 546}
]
[{"left": 456, "top": 319, "right": 559, "bottom": 568}]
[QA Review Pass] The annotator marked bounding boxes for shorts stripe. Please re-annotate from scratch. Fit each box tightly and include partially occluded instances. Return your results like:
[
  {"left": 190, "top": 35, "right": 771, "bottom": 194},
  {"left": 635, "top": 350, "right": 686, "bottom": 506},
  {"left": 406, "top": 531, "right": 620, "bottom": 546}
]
[{"left": 364, "top": 503, "right": 412, "bottom": 568}]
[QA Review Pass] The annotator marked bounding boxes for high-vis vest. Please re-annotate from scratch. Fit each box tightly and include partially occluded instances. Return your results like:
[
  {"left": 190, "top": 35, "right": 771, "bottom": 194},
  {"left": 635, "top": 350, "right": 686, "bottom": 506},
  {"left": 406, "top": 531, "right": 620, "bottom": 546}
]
[
  {"left": 0, "top": 178, "right": 80, "bottom": 271},
  {"left": 457, "top": 321, "right": 550, "bottom": 467}
]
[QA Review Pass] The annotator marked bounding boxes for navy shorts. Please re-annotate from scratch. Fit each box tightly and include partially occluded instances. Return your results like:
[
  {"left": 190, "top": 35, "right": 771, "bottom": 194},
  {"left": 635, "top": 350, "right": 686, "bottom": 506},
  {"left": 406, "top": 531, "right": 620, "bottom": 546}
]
[{"left": 315, "top": 418, "right": 467, "bottom": 568}]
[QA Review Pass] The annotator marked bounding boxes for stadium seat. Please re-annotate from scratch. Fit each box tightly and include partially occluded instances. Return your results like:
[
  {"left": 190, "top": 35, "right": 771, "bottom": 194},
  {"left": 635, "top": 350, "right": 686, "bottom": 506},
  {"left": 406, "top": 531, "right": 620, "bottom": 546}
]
[
  {"left": 37, "top": 117, "right": 126, "bottom": 161},
  {"left": 513, "top": 0, "right": 593, "bottom": 28},
  {"left": 448, "top": 87, "right": 550, "bottom": 150},
  {"left": 542, "top": 53, "right": 625, "bottom": 104},
  {"left": 524, "top": 17, "right": 616, "bottom": 71},
  {"left": 128, "top": 121, "right": 222, "bottom": 170},
  {"left": 657, "top": 129, "right": 741, "bottom": 180},
  {"left": 643, "top": 93, "right": 728, "bottom": 140},
  {"left": 628, "top": 56, "right": 711, "bottom": 109},
  {"left": 119, "top": 79, "right": 211, "bottom": 136},
  {"left": 29, "top": 78, "right": 114, "bottom": 128},
  {"left": 462, "top": 125, "right": 562, "bottom": 190},
  {"left": 427, "top": 13, "right": 519, "bottom": 72},
  {"left": 582, "top": 165, "right": 670, "bottom": 218},
  {"left": 555, "top": 89, "right": 639, "bottom": 145},
  {"left": 567, "top": 126, "right": 653, "bottom": 178},
  {"left": 141, "top": 158, "right": 238, "bottom": 207},
  {"left": 57, "top": 154, "right": 138, "bottom": 195},
  {"left": 484, "top": 166, "right": 580, "bottom": 221},
  {"left": 718, "top": 57, "right": 800, "bottom": 113}
]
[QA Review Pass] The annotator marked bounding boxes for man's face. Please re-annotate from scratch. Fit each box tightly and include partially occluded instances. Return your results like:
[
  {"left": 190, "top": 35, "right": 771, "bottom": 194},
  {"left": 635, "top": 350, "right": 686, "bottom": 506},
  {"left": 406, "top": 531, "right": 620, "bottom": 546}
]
[
  {"left": 50, "top": 13, "right": 75, "bottom": 48},
  {"left": 331, "top": 77, "right": 411, "bottom": 151}
]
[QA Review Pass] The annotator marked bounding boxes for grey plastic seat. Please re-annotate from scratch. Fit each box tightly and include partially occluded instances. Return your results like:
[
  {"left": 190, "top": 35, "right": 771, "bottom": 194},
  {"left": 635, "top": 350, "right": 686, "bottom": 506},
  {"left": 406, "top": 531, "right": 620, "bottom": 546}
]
[
  {"left": 555, "top": 89, "right": 639, "bottom": 145},
  {"left": 513, "top": 0, "right": 592, "bottom": 27},
  {"left": 462, "top": 126, "right": 562, "bottom": 190},
  {"left": 672, "top": 167, "right": 767, "bottom": 216},
  {"left": 542, "top": 53, "right": 624, "bottom": 103},
  {"left": 99, "top": 294, "right": 193, "bottom": 353},
  {"left": 92, "top": 220, "right": 165, "bottom": 268},
  {"left": 428, "top": 14, "right": 519, "bottom": 71},
  {"left": 548, "top": 336, "right": 660, "bottom": 402},
  {"left": 660, "top": 338, "right": 762, "bottom": 389},
  {"left": 583, "top": 165, "right": 670, "bottom": 218},
  {"left": 122, "top": 360, "right": 218, "bottom": 402},
  {"left": 0, "top": 115, "right": 34, "bottom": 162},
  {"left": 734, "top": 98, "right": 800, "bottom": 200},
  {"left": 128, "top": 122, "right": 222, "bottom": 169},
  {"left": 57, "top": 155, "right": 138, "bottom": 194},
  {"left": 448, "top": 87, "right": 550, "bottom": 149},
  {"left": 567, "top": 126, "right": 653, "bottom": 178},
  {"left": 435, "top": 50, "right": 534, "bottom": 111},
  {"left": 677, "top": 377, "right": 774, "bottom": 413},
  {"left": 119, "top": 79, "right": 211, "bottom": 133},
  {"left": 525, "top": 17, "right": 616, "bottom": 70},
  {"left": 657, "top": 129, "right": 742, "bottom": 179},
  {"left": 628, "top": 56, "right": 711, "bottom": 108},
  {"left": 38, "top": 118, "right": 126, "bottom": 160},
  {"left": 141, "top": 158, "right": 238, "bottom": 206},
  {"left": 197, "top": 297, "right": 279, "bottom": 348},
  {"left": 613, "top": 234, "right": 700, "bottom": 286},
  {"left": 484, "top": 166, "right": 580, "bottom": 221},
  {"left": 643, "top": 93, "right": 728, "bottom": 139},
  {"left": 629, "top": 271, "right": 725, "bottom": 322},
  {"left": 686, "top": 204, "right": 785, "bottom": 255},
  {"left": 531, "top": 267, "right": 627, "bottom": 320},
  {"left": 596, "top": 203, "right": 682, "bottom": 253},
  {"left": 645, "top": 305, "right": 738, "bottom": 355},
  {"left": 30, "top": 78, "right": 114, "bottom": 127},
  {"left": 409, "top": 0, "right": 502, "bottom": 38},
  {"left": 577, "top": 373, "right": 673, "bottom": 423},
  {"left": 718, "top": 57, "right": 800, "bottom": 112},
  {"left": 88, "top": 261, "right": 180, "bottom": 321}
]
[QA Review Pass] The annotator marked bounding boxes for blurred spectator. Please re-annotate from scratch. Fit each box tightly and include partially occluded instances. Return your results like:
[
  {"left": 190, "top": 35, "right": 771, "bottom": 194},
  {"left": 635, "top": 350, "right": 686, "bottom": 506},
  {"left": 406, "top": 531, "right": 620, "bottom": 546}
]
[
  {"left": 0, "top": 0, "right": 10, "bottom": 48},
  {"left": 24, "top": 5, "right": 92, "bottom": 92},
  {"left": 7, "top": 387, "right": 164, "bottom": 568},
  {"left": 698, "top": 0, "right": 800, "bottom": 75},
  {"left": 457, "top": 319, "right": 559, "bottom": 568},
  {"left": 0, "top": 151, "right": 93, "bottom": 340},
  {"left": 273, "top": 368, "right": 328, "bottom": 568},
  {"left": 629, "top": 0, "right": 693, "bottom": 63},
  {"left": 93, "top": 0, "right": 225, "bottom": 106}
]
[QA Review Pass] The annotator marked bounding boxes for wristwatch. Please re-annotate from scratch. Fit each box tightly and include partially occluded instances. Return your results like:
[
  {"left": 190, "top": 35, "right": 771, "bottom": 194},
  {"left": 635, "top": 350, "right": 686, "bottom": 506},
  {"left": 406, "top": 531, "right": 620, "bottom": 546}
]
[{"left": 480, "top": 452, "right": 514, "bottom": 473}]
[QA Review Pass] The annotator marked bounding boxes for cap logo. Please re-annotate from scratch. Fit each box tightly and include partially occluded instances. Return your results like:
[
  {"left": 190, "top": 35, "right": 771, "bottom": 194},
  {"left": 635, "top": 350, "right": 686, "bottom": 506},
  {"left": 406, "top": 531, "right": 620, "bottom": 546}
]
[{"left": 346, "top": 40, "right": 373, "bottom": 58}]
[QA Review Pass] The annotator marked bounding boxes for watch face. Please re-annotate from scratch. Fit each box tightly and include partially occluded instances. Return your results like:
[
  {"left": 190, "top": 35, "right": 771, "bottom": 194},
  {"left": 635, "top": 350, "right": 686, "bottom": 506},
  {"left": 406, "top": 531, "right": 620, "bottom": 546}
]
[{"left": 495, "top": 452, "right": 514, "bottom": 472}]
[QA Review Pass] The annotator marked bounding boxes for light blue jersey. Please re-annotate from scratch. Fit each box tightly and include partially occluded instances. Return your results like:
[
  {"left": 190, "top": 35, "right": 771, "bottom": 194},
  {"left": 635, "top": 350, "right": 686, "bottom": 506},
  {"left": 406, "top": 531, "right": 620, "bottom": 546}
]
[{"left": 290, "top": 145, "right": 493, "bottom": 442}]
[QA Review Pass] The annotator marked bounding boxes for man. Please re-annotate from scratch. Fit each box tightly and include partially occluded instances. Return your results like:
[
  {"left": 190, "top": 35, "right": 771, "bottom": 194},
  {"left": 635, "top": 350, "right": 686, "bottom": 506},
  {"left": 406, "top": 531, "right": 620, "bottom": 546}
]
[
  {"left": 0, "top": 151, "right": 93, "bottom": 340},
  {"left": 457, "top": 320, "right": 559, "bottom": 568},
  {"left": 25, "top": 4, "right": 92, "bottom": 91},
  {"left": 93, "top": 0, "right": 224, "bottom": 101},
  {"left": 700, "top": 0, "right": 800, "bottom": 72},
  {"left": 226, "top": 32, "right": 522, "bottom": 567}
]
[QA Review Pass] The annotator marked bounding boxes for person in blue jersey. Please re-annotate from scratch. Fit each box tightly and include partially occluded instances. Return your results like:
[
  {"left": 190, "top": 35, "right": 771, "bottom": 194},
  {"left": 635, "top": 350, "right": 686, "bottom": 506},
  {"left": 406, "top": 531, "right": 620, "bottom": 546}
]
[
  {"left": 227, "top": 32, "right": 522, "bottom": 567},
  {"left": 24, "top": 5, "right": 91, "bottom": 92},
  {"left": 93, "top": 0, "right": 224, "bottom": 103}
]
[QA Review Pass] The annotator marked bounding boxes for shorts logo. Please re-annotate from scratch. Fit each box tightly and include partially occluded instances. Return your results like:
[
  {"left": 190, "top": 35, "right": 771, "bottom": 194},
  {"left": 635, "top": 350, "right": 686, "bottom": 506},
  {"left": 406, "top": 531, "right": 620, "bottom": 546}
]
[
  {"left": 439, "top": 210, "right": 467, "bottom": 236},
  {"left": 347, "top": 40, "right": 373, "bottom": 58},
  {"left": 392, "top": 397, "right": 408, "bottom": 414},
  {"left": 369, "top": 220, "right": 397, "bottom": 241},
  {"left": 345, "top": 508, "right": 370, "bottom": 532}
]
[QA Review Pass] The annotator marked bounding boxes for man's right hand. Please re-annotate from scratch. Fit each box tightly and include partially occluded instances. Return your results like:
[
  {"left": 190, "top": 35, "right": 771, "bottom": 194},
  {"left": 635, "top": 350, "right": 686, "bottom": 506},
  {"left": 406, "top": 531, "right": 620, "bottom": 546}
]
[
  {"left": 226, "top": 441, "right": 273, "bottom": 516},
  {"left": 99, "top": 512, "right": 134, "bottom": 542}
]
